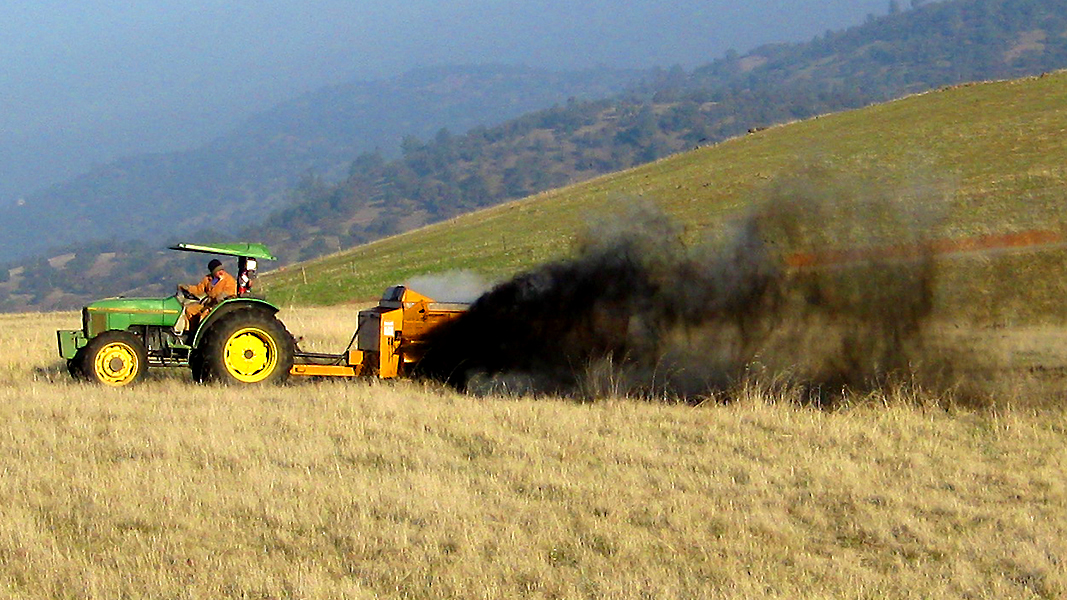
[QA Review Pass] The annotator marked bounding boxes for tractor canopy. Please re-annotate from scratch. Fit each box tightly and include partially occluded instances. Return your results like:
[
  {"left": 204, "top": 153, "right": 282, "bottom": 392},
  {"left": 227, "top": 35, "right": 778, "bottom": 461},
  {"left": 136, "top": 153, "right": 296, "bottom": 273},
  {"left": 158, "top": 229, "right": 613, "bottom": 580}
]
[
  {"left": 168, "top": 242, "right": 276, "bottom": 261},
  {"left": 170, "top": 242, "right": 276, "bottom": 299}
]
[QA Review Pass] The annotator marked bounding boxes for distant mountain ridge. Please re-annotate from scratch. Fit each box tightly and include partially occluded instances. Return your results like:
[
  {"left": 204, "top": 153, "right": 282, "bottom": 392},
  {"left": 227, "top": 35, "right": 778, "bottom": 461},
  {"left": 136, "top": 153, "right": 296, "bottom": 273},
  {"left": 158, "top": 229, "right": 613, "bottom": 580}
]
[
  {"left": 5, "top": 0, "right": 1067, "bottom": 312},
  {"left": 0, "top": 65, "right": 647, "bottom": 261},
  {"left": 250, "top": 0, "right": 1067, "bottom": 261},
  {"left": 675, "top": 0, "right": 1067, "bottom": 97}
]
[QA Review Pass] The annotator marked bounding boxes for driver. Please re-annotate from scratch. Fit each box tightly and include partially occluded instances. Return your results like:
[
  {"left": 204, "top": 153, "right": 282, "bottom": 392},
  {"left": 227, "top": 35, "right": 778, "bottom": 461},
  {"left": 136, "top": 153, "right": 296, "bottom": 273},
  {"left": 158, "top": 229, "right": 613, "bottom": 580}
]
[{"left": 174, "top": 259, "right": 238, "bottom": 336}]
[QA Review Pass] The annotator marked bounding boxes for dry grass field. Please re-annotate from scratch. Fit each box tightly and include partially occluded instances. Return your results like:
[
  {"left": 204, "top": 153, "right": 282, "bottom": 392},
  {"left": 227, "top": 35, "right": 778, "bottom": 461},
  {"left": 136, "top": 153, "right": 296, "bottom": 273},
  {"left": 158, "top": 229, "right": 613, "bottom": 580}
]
[{"left": 1, "top": 310, "right": 1065, "bottom": 598}]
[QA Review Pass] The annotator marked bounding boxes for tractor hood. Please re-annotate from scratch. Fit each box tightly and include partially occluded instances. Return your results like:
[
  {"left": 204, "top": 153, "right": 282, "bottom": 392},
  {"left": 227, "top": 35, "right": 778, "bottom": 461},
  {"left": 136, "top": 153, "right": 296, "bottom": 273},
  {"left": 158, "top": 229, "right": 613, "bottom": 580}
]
[
  {"left": 86, "top": 296, "right": 181, "bottom": 313},
  {"left": 84, "top": 296, "right": 183, "bottom": 335}
]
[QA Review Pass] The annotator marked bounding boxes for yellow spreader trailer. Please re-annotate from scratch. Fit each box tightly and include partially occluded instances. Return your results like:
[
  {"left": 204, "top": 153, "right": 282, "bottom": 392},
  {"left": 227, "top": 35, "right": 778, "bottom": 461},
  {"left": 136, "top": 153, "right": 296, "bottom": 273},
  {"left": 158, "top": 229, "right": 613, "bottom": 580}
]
[{"left": 289, "top": 285, "right": 468, "bottom": 379}]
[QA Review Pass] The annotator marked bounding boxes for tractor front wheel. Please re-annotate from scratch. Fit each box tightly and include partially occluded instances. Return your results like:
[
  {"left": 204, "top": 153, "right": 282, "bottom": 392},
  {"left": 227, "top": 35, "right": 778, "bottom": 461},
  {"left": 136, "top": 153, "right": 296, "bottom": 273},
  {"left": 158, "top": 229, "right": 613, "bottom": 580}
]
[
  {"left": 200, "top": 311, "right": 294, "bottom": 385},
  {"left": 79, "top": 331, "right": 148, "bottom": 387}
]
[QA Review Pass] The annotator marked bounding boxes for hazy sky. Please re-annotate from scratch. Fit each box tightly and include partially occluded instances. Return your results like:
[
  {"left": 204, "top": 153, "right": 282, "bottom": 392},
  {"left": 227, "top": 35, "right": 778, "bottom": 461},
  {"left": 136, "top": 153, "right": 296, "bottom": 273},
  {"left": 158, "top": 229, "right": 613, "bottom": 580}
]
[{"left": 0, "top": 0, "right": 891, "bottom": 201}]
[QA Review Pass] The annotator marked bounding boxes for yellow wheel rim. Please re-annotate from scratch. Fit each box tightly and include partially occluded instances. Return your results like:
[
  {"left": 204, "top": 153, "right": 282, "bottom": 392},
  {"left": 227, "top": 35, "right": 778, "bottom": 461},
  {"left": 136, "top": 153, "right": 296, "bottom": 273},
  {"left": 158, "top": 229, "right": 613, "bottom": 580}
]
[
  {"left": 223, "top": 327, "right": 279, "bottom": 383},
  {"left": 93, "top": 342, "right": 140, "bottom": 386}
]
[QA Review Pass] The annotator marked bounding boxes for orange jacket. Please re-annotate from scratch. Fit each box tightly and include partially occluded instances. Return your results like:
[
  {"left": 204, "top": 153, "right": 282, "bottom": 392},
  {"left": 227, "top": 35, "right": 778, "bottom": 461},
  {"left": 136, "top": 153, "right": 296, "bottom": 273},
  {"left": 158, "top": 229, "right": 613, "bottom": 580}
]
[{"left": 186, "top": 270, "right": 238, "bottom": 304}]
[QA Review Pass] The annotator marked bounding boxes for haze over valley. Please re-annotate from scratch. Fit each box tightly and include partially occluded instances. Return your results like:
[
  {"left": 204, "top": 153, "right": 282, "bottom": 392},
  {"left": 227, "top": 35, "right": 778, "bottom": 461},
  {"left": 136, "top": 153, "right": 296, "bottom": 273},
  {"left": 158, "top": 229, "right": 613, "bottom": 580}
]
[{"left": 0, "top": 0, "right": 893, "bottom": 206}]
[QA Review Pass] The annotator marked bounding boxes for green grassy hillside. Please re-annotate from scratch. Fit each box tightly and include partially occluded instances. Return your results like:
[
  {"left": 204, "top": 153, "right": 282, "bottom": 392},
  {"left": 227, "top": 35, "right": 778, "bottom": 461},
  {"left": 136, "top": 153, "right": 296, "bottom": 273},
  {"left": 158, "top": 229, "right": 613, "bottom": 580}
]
[{"left": 262, "top": 72, "right": 1067, "bottom": 323}]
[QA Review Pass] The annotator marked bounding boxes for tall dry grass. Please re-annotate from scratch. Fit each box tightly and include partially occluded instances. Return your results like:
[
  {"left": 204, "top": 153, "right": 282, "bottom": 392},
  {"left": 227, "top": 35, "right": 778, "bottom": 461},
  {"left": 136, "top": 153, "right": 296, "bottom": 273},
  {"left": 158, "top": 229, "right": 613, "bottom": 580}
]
[{"left": 0, "top": 310, "right": 1063, "bottom": 598}]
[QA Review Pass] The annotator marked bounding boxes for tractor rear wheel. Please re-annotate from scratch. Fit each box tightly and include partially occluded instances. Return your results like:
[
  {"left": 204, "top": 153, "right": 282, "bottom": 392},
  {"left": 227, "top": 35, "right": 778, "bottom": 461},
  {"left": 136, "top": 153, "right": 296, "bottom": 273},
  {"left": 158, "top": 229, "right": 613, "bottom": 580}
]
[
  {"left": 79, "top": 330, "right": 148, "bottom": 387},
  {"left": 200, "top": 311, "right": 294, "bottom": 385}
]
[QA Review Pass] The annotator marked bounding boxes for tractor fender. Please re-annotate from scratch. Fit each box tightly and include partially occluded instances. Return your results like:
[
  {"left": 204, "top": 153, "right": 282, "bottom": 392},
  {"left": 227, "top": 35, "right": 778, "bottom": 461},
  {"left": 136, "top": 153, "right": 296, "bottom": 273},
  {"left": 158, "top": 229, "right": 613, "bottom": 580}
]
[{"left": 191, "top": 298, "right": 281, "bottom": 349}]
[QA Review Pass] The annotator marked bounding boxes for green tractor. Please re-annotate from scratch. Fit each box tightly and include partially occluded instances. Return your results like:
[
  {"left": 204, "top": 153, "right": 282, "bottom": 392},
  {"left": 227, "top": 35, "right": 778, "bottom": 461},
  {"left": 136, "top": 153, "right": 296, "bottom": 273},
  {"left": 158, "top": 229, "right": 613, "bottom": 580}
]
[{"left": 57, "top": 243, "right": 294, "bottom": 387}]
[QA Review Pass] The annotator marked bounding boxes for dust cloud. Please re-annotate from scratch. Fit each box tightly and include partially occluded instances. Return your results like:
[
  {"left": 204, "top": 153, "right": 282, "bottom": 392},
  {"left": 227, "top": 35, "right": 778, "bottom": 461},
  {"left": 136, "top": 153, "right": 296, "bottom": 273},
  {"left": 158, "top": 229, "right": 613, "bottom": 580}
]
[
  {"left": 415, "top": 170, "right": 957, "bottom": 403},
  {"left": 405, "top": 271, "right": 491, "bottom": 303}
]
